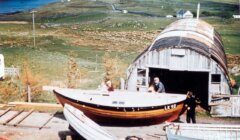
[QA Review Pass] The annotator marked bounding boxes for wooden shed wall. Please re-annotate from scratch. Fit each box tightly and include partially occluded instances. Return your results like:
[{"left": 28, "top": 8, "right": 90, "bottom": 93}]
[{"left": 127, "top": 48, "right": 231, "bottom": 103}]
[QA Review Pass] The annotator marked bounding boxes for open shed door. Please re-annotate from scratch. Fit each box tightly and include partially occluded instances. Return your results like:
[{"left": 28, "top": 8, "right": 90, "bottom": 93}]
[{"left": 149, "top": 68, "right": 209, "bottom": 108}]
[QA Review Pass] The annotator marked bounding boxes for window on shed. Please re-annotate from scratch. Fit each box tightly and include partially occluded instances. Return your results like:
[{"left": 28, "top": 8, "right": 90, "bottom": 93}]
[
  {"left": 171, "top": 49, "right": 185, "bottom": 56},
  {"left": 211, "top": 74, "right": 221, "bottom": 83},
  {"left": 137, "top": 68, "right": 147, "bottom": 86}
]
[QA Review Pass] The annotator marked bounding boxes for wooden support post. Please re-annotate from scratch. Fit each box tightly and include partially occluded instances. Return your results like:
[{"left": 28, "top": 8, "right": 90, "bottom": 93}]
[
  {"left": 13, "top": 109, "right": 34, "bottom": 126},
  {"left": 2, "top": 109, "right": 24, "bottom": 125},
  {"left": 39, "top": 111, "right": 57, "bottom": 130},
  {"left": 27, "top": 85, "right": 31, "bottom": 103},
  {"left": 0, "top": 107, "right": 11, "bottom": 117}
]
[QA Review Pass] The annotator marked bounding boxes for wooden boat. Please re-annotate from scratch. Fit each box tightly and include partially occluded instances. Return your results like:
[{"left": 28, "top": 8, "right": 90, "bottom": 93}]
[
  {"left": 54, "top": 88, "right": 186, "bottom": 123},
  {"left": 63, "top": 104, "right": 117, "bottom": 140},
  {"left": 165, "top": 123, "right": 240, "bottom": 140}
]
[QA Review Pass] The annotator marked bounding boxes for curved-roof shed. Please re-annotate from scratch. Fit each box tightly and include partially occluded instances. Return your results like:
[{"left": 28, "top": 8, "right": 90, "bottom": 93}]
[
  {"left": 139, "top": 19, "right": 228, "bottom": 74},
  {"left": 127, "top": 19, "right": 232, "bottom": 105}
]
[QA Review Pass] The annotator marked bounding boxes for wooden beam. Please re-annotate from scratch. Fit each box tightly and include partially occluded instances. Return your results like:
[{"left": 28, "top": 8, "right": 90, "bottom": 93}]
[
  {"left": 2, "top": 109, "right": 24, "bottom": 125},
  {"left": 209, "top": 102, "right": 230, "bottom": 106},
  {"left": 0, "top": 104, "right": 6, "bottom": 108},
  {"left": 0, "top": 107, "right": 11, "bottom": 117},
  {"left": 154, "top": 133, "right": 166, "bottom": 136},
  {"left": 146, "top": 134, "right": 161, "bottom": 138},
  {"left": 6, "top": 123, "right": 50, "bottom": 129},
  {"left": 39, "top": 111, "right": 57, "bottom": 130},
  {"left": 13, "top": 109, "right": 34, "bottom": 126},
  {"left": 8, "top": 102, "right": 62, "bottom": 110},
  {"left": 212, "top": 94, "right": 240, "bottom": 98},
  {"left": 6, "top": 104, "right": 16, "bottom": 107}
]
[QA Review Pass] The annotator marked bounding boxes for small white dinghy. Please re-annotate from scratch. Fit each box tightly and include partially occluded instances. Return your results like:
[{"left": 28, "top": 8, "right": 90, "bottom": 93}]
[
  {"left": 63, "top": 104, "right": 117, "bottom": 140},
  {"left": 165, "top": 123, "right": 240, "bottom": 140}
]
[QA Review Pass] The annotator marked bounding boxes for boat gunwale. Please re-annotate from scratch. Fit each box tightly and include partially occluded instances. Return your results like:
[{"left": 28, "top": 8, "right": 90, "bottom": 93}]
[
  {"left": 54, "top": 90, "right": 185, "bottom": 112},
  {"left": 165, "top": 123, "right": 240, "bottom": 140}
]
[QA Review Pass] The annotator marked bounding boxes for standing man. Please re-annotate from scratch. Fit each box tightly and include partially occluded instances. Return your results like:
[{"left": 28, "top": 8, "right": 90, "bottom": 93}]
[
  {"left": 153, "top": 77, "right": 165, "bottom": 93},
  {"left": 184, "top": 91, "right": 200, "bottom": 123}
]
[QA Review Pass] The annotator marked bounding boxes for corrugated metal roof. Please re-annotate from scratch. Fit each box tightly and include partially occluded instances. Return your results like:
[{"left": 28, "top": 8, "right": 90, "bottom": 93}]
[
  {"left": 136, "top": 19, "right": 228, "bottom": 75},
  {"left": 150, "top": 37, "right": 210, "bottom": 56}
]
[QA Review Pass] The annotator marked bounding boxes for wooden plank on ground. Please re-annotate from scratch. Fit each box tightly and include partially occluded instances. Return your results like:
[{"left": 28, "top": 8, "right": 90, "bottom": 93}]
[
  {"left": 6, "top": 104, "right": 16, "bottom": 107},
  {"left": 8, "top": 102, "right": 62, "bottom": 109},
  {"left": 2, "top": 109, "right": 24, "bottom": 125},
  {"left": 7, "top": 123, "right": 50, "bottom": 129},
  {"left": 146, "top": 134, "right": 161, "bottom": 139},
  {"left": 0, "top": 107, "right": 12, "bottom": 117},
  {"left": 0, "top": 104, "right": 6, "bottom": 108},
  {"left": 39, "top": 111, "right": 57, "bottom": 130},
  {"left": 13, "top": 109, "right": 34, "bottom": 126}
]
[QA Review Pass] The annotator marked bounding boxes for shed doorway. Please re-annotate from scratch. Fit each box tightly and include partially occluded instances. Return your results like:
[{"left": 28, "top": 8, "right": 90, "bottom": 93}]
[{"left": 149, "top": 68, "right": 209, "bottom": 108}]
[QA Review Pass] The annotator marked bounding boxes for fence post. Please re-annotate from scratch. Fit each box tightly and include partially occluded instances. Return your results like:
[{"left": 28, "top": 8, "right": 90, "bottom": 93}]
[{"left": 27, "top": 84, "right": 31, "bottom": 102}]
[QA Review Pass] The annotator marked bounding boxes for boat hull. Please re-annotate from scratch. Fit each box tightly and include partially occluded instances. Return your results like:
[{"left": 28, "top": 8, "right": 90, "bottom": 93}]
[{"left": 54, "top": 90, "right": 184, "bottom": 124}]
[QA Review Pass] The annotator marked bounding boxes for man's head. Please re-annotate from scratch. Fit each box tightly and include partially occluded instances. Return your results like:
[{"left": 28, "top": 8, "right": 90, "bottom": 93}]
[
  {"left": 187, "top": 91, "right": 193, "bottom": 98},
  {"left": 106, "top": 80, "right": 112, "bottom": 87},
  {"left": 154, "top": 77, "right": 160, "bottom": 84}
]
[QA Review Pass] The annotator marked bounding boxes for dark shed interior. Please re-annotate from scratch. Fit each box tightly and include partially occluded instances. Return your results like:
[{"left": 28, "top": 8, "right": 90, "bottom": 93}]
[{"left": 149, "top": 68, "right": 209, "bottom": 109}]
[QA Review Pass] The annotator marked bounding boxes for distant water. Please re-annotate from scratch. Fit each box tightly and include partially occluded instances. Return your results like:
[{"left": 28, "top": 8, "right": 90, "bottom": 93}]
[{"left": 0, "top": 0, "right": 59, "bottom": 14}]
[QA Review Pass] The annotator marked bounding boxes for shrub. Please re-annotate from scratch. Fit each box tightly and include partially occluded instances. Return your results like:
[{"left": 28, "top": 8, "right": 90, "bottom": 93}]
[
  {"left": 102, "top": 53, "right": 127, "bottom": 89},
  {"left": 0, "top": 78, "right": 22, "bottom": 103},
  {"left": 20, "top": 61, "right": 46, "bottom": 102},
  {"left": 67, "top": 53, "right": 81, "bottom": 88}
]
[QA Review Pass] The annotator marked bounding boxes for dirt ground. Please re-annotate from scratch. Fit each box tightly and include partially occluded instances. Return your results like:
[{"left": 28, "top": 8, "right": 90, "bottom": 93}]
[{"left": 0, "top": 109, "right": 239, "bottom": 140}]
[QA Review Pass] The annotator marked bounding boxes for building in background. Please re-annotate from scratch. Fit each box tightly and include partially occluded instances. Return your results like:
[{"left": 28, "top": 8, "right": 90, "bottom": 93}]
[{"left": 177, "top": 10, "right": 193, "bottom": 18}]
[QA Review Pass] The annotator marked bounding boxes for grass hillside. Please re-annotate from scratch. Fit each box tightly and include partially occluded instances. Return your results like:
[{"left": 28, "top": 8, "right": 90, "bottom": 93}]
[{"left": 0, "top": 0, "right": 239, "bottom": 102}]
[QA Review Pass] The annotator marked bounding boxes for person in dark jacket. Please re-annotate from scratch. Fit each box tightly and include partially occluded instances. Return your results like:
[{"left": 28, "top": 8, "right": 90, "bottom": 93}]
[
  {"left": 153, "top": 77, "right": 165, "bottom": 93},
  {"left": 184, "top": 91, "right": 200, "bottom": 123}
]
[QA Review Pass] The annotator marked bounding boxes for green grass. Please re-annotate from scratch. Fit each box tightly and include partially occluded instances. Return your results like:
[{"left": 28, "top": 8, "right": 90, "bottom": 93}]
[
  {"left": 205, "top": 18, "right": 240, "bottom": 54},
  {"left": 0, "top": 36, "right": 97, "bottom": 78},
  {"left": 0, "top": 0, "right": 239, "bottom": 97},
  {"left": 42, "top": 12, "right": 108, "bottom": 23},
  {"left": 116, "top": 0, "right": 238, "bottom": 17},
  {"left": 222, "top": 35, "right": 240, "bottom": 54},
  {"left": 0, "top": 33, "right": 137, "bottom": 90}
]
